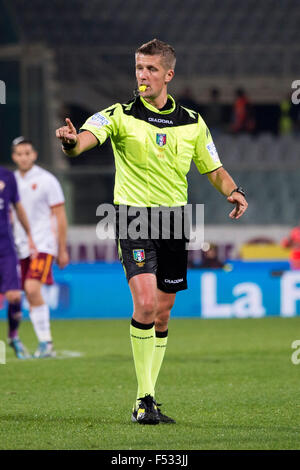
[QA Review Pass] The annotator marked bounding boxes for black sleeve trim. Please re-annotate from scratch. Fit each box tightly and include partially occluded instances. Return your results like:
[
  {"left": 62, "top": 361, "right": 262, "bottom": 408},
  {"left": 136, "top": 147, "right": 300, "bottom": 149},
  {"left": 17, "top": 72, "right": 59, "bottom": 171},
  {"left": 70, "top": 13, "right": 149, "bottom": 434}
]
[{"left": 202, "top": 164, "right": 223, "bottom": 175}]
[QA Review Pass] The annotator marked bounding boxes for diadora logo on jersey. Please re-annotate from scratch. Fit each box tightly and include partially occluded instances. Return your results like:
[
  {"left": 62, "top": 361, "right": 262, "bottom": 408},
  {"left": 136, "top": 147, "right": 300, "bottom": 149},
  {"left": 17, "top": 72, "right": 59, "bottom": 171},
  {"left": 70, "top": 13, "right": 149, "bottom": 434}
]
[
  {"left": 206, "top": 142, "right": 219, "bottom": 163},
  {"left": 156, "top": 133, "right": 167, "bottom": 147},
  {"left": 32, "top": 183, "right": 37, "bottom": 190},
  {"left": 148, "top": 117, "right": 173, "bottom": 125},
  {"left": 87, "top": 112, "right": 110, "bottom": 128},
  {"left": 0, "top": 180, "right": 5, "bottom": 191}
]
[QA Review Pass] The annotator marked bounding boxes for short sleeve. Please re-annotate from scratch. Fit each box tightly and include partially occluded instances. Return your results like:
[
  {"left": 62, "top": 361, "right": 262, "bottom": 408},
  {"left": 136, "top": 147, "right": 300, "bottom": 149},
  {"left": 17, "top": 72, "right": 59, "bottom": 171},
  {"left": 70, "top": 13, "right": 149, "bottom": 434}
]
[
  {"left": 193, "top": 115, "right": 222, "bottom": 174},
  {"left": 46, "top": 174, "right": 65, "bottom": 208},
  {"left": 80, "top": 103, "right": 121, "bottom": 145},
  {"left": 10, "top": 172, "right": 20, "bottom": 204}
]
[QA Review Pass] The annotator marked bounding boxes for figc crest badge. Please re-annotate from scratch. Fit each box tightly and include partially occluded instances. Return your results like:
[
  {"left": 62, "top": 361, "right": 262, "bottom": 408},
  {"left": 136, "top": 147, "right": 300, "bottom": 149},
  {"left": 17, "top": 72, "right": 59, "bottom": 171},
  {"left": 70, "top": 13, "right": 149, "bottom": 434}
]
[
  {"left": 133, "top": 249, "right": 145, "bottom": 263},
  {"left": 156, "top": 133, "right": 167, "bottom": 147}
]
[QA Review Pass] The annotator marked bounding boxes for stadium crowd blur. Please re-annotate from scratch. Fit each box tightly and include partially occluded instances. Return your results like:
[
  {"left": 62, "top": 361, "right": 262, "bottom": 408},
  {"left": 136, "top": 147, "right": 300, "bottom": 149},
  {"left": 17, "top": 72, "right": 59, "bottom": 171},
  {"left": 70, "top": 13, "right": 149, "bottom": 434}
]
[{"left": 177, "top": 86, "right": 300, "bottom": 137}]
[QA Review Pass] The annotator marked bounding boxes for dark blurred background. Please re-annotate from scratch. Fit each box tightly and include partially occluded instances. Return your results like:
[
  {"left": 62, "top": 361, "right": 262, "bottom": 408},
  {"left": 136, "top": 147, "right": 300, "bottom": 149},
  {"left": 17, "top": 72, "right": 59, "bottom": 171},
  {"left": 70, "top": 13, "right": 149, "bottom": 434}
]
[{"left": 1, "top": 0, "right": 300, "bottom": 258}]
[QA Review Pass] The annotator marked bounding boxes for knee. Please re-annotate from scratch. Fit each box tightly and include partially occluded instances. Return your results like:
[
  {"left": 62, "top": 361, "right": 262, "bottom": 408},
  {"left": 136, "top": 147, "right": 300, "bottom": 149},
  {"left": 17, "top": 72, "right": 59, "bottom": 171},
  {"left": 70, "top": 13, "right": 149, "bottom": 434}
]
[
  {"left": 139, "top": 297, "right": 157, "bottom": 316},
  {"left": 158, "top": 297, "right": 176, "bottom": 316},
  {"left": 134, "top": 296, "right": 157, "bottom": 322},
  {"left": 155, "top": 310, "right": 171, "bottom": 330},
  {"left": 6, "top": 291, "right": 21, "bottom": 305},
  {"left": 155, "top": 299, "right": 175, "bottom": 329},
  {"left": 24, "top": 282, "right": 40, "bottom": 304}
]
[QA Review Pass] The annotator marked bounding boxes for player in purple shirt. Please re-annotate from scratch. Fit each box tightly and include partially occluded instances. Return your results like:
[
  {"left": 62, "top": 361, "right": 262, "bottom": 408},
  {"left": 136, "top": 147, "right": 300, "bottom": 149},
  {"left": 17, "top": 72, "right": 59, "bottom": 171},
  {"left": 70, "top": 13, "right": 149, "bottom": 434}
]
[{"left": 0, "top": 166, "right": 35, "bottom": 358}]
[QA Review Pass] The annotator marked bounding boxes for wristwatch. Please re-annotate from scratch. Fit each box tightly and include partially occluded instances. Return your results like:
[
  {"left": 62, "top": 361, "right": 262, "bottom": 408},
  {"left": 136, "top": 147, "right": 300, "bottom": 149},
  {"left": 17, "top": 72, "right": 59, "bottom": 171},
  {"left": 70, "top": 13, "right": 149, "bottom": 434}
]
[
  {"left": 229, "top": 186, "right": 246, "bottom": 197},
  {"left": 62, "top": 140, "right": 77, "bottom": 150}
]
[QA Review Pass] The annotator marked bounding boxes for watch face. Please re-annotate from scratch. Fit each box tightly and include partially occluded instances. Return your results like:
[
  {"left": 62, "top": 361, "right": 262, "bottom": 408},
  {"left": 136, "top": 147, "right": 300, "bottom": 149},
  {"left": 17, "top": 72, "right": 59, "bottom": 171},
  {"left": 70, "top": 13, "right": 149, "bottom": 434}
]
[{"left": 232, "top": 187, "right": 245, "bottom": 197}]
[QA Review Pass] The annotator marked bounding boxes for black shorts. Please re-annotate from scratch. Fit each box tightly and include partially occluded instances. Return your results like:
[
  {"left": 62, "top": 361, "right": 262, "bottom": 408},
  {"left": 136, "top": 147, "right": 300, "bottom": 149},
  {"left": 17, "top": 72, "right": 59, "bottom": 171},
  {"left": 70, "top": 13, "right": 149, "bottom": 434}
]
[{"left": 115, "top": 205, "right": 189, "bottom": 293}]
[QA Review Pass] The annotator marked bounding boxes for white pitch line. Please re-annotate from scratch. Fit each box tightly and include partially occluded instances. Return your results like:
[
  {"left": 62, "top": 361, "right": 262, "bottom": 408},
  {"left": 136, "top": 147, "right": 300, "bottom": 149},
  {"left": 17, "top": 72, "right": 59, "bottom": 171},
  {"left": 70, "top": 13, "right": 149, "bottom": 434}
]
[{"left": 56, "top": 350, "right": 84, "bottom": 359}]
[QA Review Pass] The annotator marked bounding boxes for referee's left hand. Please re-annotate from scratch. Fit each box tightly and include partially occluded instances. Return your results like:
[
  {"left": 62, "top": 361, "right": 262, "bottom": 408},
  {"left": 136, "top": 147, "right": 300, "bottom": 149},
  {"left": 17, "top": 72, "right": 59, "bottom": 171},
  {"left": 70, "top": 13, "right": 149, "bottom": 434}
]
[{"left": 227, "top": 193, "right": 248, "bottom": 219}]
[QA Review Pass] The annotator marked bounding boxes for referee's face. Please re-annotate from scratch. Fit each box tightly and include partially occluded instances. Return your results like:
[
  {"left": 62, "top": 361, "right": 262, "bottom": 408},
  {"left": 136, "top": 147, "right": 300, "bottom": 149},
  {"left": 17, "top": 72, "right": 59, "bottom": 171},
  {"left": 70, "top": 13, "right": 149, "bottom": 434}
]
[{"left": 135, "top": 53, "right": 174, "bottom": 100}]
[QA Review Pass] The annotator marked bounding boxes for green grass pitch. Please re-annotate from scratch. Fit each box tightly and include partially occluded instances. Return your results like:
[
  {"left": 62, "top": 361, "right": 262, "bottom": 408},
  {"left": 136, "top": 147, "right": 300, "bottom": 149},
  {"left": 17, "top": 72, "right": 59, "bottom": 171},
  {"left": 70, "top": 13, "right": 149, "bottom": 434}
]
[{"left": 0, "top": 316, "right": 299, "bottom": 450}]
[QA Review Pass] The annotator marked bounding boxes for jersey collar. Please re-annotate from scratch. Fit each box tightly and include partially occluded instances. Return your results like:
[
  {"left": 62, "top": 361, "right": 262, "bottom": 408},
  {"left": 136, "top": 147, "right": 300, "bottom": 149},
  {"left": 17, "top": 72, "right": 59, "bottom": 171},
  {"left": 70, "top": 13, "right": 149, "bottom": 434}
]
[
  {"left": 140, "top": 94, "right": 176, "bottom": 115},
  {"left": 17, "top": 164, "right": 38, "bottom": 179}
]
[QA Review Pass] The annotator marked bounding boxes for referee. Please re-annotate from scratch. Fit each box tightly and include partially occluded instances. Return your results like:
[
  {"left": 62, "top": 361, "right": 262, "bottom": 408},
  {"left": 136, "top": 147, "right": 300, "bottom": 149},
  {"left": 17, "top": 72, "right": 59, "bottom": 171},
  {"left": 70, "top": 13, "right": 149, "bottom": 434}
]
[{"left": 56, "top": 39, "right": 248, "bottom": 425}]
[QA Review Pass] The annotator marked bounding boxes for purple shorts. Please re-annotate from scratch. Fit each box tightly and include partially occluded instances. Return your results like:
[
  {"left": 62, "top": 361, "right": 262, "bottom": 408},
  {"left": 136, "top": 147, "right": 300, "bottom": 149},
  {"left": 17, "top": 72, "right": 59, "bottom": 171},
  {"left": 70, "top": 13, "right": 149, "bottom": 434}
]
[{"left": 0, "top": 253, "right": 21, "bottom": 294}]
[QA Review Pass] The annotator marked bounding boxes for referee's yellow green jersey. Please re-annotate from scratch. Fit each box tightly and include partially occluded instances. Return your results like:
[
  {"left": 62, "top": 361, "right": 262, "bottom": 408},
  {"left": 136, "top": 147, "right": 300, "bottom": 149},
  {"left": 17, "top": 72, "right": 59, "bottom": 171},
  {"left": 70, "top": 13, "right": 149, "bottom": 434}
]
[{"left": 80, "top": 94, "right": 222, "bottom": 207}]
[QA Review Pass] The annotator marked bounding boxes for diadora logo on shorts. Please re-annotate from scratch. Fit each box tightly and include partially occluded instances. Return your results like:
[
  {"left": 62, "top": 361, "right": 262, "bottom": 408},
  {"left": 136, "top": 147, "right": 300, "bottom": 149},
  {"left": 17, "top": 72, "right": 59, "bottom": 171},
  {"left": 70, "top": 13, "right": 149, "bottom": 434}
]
[
  {"left": 156, "top": 133, "right": 167, "bottom": 147},
  {"left": 164, "top": 278, "right": 183, "bottom": 284}
]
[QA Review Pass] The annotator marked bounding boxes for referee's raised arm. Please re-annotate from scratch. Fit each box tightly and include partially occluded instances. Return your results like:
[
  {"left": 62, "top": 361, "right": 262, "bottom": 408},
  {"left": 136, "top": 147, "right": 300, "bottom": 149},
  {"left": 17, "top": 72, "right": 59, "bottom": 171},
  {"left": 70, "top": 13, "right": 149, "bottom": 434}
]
[{"left": 56, "top": 117, "right": 98, "bottom": 157}]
